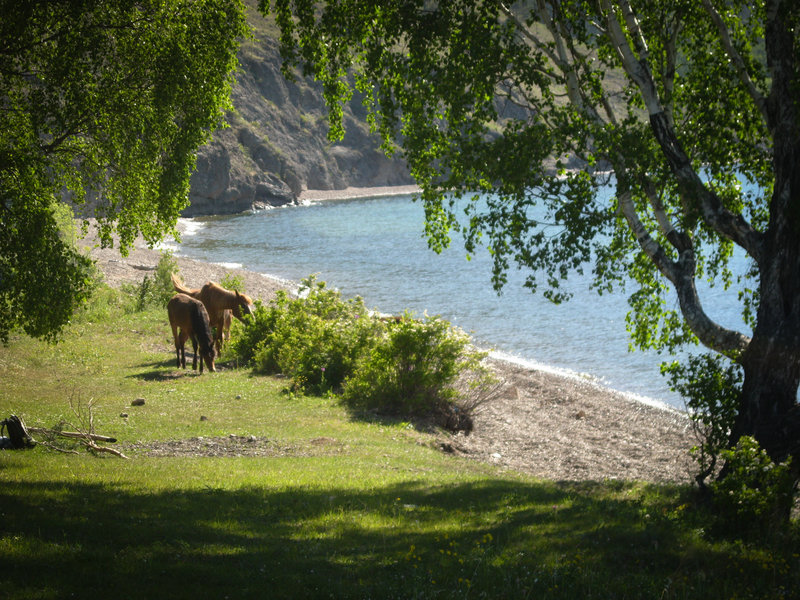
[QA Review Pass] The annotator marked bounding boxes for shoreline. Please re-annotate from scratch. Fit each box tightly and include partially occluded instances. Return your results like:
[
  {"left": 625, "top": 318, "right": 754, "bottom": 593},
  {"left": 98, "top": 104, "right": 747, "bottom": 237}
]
[
  {"left": 79, "top": 188, "right": 696, "bottom": 483},
  {"left": 297, "top": 184, "right": 421, "bottom": 203},
  {"left": 488, "top": 349, "right": 683, "bottom": 415},
  {"left": 177, "top": 187, "right": 683, "bottom": 416},
  {"left": 171, "top": 217, "right": 681, "bottom": 416}
]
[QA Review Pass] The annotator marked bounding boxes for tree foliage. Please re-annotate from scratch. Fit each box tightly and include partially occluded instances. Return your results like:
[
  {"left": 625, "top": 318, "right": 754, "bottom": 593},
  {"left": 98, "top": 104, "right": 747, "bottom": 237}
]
[
  {"left": 0, "top": 0, "right": 248, "bottom": 342},
  {"left": 262, "top": 0, "right": 800, "bottom": 496}
]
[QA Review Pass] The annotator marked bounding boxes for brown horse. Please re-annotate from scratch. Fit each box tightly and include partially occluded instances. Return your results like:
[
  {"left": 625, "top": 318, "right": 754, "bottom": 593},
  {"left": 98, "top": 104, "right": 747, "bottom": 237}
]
[
  {"left": 167, "top": 293, "right": 216, "bottom": 373},
  {"left": 171, "top": 274, "right": 254, "bottom": 354}
]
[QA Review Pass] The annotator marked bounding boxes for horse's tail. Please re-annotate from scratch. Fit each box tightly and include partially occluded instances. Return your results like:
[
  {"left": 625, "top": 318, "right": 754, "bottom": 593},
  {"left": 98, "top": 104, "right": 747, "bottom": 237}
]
[
  {"left": 190, "top": 301, "right": 215, "bottom": 358},
  {"left": 171, "top": 273, "right": 195, "bottom": 297}
]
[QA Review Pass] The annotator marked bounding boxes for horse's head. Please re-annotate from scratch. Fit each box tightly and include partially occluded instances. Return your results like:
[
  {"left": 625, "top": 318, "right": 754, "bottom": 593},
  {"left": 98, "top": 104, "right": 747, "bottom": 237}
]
[
  {"left": 201, "top": 344, "right": 216, "bottom": 373},
  {"left": 233, "top": 291, "right": 255, "bottom": 322}
]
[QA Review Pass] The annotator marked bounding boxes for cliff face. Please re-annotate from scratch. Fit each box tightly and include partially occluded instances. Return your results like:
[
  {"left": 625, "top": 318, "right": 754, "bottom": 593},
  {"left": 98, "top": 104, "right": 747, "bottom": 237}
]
[{"left": 184, "top": 7, "right": 412, "bottom": 217}]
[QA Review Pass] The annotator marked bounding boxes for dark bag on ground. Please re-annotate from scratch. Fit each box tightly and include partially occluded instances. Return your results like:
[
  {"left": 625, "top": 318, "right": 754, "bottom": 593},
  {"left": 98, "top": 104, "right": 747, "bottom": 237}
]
[{"left": 1, "top": 415, "right": 35, "bottom": 449}]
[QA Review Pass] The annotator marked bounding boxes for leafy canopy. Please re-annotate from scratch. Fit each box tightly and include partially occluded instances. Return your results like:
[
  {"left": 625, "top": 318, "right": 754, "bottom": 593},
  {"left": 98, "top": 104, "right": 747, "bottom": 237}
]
[
  {"left": 261, "top": 0, "right": 776, "bottom": 359},
  {"left": 0, "top": 0, "right": 248, "bottom": 342}
]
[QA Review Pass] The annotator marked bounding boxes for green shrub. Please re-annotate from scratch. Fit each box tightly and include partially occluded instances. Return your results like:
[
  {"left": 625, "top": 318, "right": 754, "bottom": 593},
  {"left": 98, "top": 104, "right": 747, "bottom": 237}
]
[
  {"left": 664, "top": 354, "right": 799, "bottom": 537},
  {"left": 73, "top": 285, "right": 127, "bottom": 323},
  {"left": 709, "top": 436, "right": 795, "bottom": 538},
  {"left": 226, "top": 298, "right": 278, "bottom": 365},
  {"left": 227, "top": 275, "right": 494, "bottom": 430},
  {"left": 123, "top": 251, "right": 179, "bottom": 311},
  {"left": 340, "top": 312, "right": 489, "bottom": 422},
  {"left": 228, "top": 276, "right": 382, "bottom": 393},
  {"left": 662, "top": 353, "right": 741, "bottom": 487},
  {"left": 220, "top": 272, "right": 246, "bottom": 293}
]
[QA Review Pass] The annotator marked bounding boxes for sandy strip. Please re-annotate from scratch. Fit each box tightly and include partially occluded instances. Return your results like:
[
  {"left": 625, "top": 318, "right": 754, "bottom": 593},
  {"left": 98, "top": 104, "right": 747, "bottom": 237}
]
[{"left": 298, "top": 185, "right": 421, "bottom": 203}]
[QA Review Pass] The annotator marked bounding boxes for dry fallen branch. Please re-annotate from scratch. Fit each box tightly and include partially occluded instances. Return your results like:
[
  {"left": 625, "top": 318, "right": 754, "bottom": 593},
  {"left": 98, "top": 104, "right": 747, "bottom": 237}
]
[
  {"left": 30, "top": 428, "right": 128, "bottom": 458},
  {"left": 33, "top": 393, "right": 129, "bottom": 459},
  {"left": 36, "top": 441, "right": 80, "bottom": 455},
  {"left": 83, "top": 440, "right": 128, "bottom": 459},
  {"left": 28, "top": 428, "right": 117, "bottom": 443}
]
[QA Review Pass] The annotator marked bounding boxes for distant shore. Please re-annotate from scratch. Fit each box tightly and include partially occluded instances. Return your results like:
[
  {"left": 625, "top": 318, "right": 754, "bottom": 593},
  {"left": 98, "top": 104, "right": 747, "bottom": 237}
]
[
  {"left": 80, "top": 188, "right": 696, "bottom": 484},
  {"left": 298, "top": 185, "right": 421, "bottom": 203}
]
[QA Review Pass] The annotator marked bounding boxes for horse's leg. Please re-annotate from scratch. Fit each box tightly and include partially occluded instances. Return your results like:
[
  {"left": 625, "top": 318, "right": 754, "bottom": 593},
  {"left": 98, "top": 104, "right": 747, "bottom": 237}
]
[
  {"left": 213, "top": 316, "right": 224, "bottom": 356},
  {"left": 223, "top": 310, "right": 232, "bottom": 345},
  {"left": 194, "top": 334, "right": 206, "bottom": 374},
  {"left": 190, "top": 333, "right": 199, "bottom": 371},
  {"left": 171, "top": 324, "right": 181, "bottom": 368},
  {"left": 178, "top": 329, "right": 188, "bottom": 368}
]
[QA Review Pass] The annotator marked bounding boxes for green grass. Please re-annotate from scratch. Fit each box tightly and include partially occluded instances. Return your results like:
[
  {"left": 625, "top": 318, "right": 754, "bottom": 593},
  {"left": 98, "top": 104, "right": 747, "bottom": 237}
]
[{"left": 1, "top": 288, "right": 798, "bottom": 599}]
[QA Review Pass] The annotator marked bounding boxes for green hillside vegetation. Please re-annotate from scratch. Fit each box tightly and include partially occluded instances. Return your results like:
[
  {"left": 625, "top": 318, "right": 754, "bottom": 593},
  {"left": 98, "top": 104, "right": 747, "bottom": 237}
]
[{"left": 1, "top": 282, "right": 798, "bottom": 599}]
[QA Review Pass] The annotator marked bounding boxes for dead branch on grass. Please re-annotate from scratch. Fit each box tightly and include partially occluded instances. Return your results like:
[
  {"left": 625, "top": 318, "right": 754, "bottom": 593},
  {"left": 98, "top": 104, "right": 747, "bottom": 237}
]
[{"left": 37, "top": 393, "right": 129, "bottom": 459}]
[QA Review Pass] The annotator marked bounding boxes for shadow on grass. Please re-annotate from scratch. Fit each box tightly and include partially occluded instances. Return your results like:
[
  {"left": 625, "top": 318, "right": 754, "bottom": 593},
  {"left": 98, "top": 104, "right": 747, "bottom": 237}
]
[
  {"left": 3, "top": 476, "right": 796, "bottom": 599},
  {"left": 129, "top": 358, "right": 208, "bottom": 381}
]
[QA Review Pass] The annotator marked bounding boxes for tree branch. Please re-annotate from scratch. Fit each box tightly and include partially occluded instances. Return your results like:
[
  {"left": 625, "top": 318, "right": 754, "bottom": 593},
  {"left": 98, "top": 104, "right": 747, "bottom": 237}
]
[
  {"left": 499, "top": 3, "right": 560, "bottom": 66},
  {"left": 701, "top": 0, "right": 769, "bottom": 124},
  {"left": 641, "top": 176, "right": 679, "bottom": 242},
  {"left": 500, "top": 1, "right": 757, "bottom": 357},
  {"left": 616, "top": 175, "right": 751, "bottom": 356},
  {"left": 660, "top": 13, "right": 681, "bottom": 129},
  {"left": 601, "top": 0, "right": 764, "bottom": 264}
]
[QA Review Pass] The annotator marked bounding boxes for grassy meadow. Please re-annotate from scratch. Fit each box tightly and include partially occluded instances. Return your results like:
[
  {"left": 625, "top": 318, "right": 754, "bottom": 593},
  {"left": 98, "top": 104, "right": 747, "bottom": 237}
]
[{"left": 1, "top": 287, "right": 798, "bottom": 599}]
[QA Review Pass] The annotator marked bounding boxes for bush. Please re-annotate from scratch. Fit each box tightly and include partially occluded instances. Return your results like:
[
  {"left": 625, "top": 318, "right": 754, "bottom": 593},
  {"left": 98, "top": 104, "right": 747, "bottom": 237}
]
[
  {"left": 662, "top": 353, "right": 742, "bottom": 487},
  {"left": 664, "top": 354, "right": 799, "bottom": 537},
  {"left": 709, "top": 436, "right": 795, "bottom": 538},
  {"left": 73, "top": 285, "right": 128, "bottom": 323},
  {"left": 226, "top": 298, "right": 277, "bottom": 365},
  {"left": 220, "top": 272, "right": 246, "bottom": 293},
  {"left": 123, "top": 251, "right": 179, "bottom": 311},
  {"left": 227, "top": 275, "right": 495, "bottom": 431},
  {"left": 228, "top": 276, "right": 382, "bottom": 393},
  {"left": 340, "top": 312, "right": 490, "bottom": 425}
]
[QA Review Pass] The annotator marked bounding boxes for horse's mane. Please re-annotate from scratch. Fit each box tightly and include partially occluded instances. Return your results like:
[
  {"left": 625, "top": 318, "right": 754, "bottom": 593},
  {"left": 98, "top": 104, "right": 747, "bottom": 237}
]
[{"left": 190, "top": 301, "right": 215, "bottom": 357}]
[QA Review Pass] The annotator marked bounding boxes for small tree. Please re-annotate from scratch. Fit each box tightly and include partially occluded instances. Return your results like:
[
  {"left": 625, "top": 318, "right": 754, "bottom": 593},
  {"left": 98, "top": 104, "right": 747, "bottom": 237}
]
[
  {"left": 662, "top": 354, "right": 742, "bottom": 488},
  {"left": 124, "top": 252, "right": 180, "bottom": 312}
]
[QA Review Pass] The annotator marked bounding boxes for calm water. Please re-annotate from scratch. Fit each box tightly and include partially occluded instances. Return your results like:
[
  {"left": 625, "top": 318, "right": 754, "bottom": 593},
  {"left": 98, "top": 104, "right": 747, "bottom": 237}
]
[{"left": 172, "top": 192, "right": 751, "bottom": 409}]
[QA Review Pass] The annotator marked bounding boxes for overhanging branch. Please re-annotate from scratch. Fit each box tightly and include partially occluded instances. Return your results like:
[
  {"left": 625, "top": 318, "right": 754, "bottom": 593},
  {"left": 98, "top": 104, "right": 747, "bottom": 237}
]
[
  {"left": 617, "top": 176, "right": 751, "bottom": 357},
  {"left": 601, "top": 0, "right": 765, "bottom": 264},
  {"left": 701, "top": 0, "right": 769, "bottom": 124}
]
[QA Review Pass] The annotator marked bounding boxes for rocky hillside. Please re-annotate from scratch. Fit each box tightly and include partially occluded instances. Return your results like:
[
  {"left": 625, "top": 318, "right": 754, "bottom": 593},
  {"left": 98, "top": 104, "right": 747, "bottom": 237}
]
[{"left": 184, "top": 4, "right": 413, "bottom": 217}]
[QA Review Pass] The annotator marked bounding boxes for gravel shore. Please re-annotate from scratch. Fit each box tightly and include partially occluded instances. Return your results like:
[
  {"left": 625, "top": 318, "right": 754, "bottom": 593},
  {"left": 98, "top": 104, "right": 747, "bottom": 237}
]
[{"left": 80, "top": 189, "right": 696, "bottom": 484}]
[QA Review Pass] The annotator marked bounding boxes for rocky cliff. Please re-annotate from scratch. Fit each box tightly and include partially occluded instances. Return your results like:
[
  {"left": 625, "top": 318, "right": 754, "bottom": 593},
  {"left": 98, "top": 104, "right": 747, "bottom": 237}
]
[{"left": 184, "top": 6, "right": 413, "bottom": 217}]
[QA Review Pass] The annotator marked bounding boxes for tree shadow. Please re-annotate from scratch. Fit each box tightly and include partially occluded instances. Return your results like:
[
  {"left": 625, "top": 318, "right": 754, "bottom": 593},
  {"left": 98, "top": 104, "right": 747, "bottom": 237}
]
[{"left": 3, "top": 475, "right": 792, "bottom": 599}]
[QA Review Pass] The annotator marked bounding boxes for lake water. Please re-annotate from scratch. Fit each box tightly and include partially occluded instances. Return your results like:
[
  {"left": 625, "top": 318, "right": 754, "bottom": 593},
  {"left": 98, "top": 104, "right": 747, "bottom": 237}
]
[{"left": 171, "top": 191, "right": 751, "bottom": 410}]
